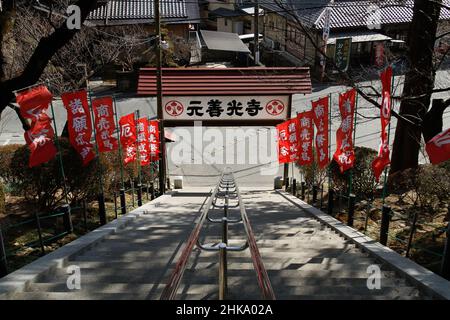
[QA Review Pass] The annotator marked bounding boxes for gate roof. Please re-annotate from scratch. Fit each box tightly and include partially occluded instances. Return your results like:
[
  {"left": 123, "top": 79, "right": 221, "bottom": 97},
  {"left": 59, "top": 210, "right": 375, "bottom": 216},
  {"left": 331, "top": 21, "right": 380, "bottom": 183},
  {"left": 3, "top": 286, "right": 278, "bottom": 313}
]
[{"left": 137, "top": 67, "right": 312, "bottom": 96}]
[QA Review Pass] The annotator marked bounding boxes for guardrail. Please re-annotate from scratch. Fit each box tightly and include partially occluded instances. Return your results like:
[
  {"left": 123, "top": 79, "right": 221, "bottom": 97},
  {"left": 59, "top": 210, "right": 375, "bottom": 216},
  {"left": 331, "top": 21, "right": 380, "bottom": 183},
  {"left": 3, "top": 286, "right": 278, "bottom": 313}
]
[
  {"left": 160, "top": 169, "right": 275, "bottom": 300},
  {"left": 287, "top": 180, "right": 450, "bottom": 280}
]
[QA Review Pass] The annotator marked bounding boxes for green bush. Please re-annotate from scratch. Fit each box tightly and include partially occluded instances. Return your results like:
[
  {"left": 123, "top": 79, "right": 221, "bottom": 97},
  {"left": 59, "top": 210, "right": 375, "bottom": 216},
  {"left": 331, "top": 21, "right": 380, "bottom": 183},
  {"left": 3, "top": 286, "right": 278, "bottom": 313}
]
[
  {"left": 9, "top": 138, "right": 100, "bottom": 211},
  {"left": 330, "top": 146, "right": 378, "bottom": 199},
  {"left": 0, "top": 144, "right": 22, "bottom": 191}
]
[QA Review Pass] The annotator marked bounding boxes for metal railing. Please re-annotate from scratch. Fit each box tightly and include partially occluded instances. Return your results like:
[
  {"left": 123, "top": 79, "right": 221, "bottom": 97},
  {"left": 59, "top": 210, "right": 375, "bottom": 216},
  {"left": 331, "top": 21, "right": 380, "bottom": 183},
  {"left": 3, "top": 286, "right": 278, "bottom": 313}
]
[{"left": 160, "top": 169, "right": 275, "bottom": 300}]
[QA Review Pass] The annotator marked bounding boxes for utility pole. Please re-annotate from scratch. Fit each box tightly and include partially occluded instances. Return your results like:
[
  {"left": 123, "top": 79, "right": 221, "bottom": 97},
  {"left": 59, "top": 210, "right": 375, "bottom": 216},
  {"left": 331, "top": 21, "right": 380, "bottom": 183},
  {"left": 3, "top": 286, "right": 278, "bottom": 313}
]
[
  {"left": 253, "top": 0, "right": 260, "bottom": 65},
  {"left": 154, "top": 0, "right": 166, "bottom": 194}
]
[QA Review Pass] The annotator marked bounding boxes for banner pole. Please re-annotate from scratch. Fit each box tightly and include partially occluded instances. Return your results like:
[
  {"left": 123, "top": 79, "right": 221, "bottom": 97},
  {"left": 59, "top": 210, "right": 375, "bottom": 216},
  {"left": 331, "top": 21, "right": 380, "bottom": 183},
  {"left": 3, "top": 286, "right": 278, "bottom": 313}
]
[
  {"left": 87, "top": 90, "right": 107, "bottom": 225},
  {"left": 113, "top": 96, "right": 125, "bottom": 190},
  {"left": 48, "top": 84, "right": 70, "bottom": 208},
  {"left": 382, "top": 71, "right": 395, "bottom": 204},
  {"left": 135, "top": 110, "right": 143, "bottom": 206},
  {"left": 348, "top": 89, "right": 358, "bottom": 196},
  {"left": 328, "top": 93, "right": 332, "bottom": 191}
]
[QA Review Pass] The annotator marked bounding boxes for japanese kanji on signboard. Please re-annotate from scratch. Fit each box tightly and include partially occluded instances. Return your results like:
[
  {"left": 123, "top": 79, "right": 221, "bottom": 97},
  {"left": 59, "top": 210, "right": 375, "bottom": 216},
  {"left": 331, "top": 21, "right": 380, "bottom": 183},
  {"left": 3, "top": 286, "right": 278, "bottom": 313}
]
[
  {"left": 137, "top": 118, "right": 151, "bottom": 166},
  {"left": 276, "top": 118, "right": 299, "bottom": 164},
  {"left": 119, "top": 113, "right": 137, "bottom": 165},
  {"left": 297, "top": 111, "right": 314, "bottom": 166},
  {"left": 92, "top": 97, "right": 118, "bottom": 153},
  {"left": 162, "top": 96, "right": 289, "bottom": 121},
  {"left": 16, "top": 86, "right": 57, "bottom": 168},
  {"left": 61, "top": 90, "right": 95, "bottom": 166},
  {"left": 149, "top": 120, "right": 160, "bottom": 162},
  {"left": 372, "top": 66, "right": 392, "bottom": 181},
  {"left": 311, "top": 97, "right": 329, "bottom": 169},
  {"left": 333, "top": 88, "right": 356, "bottom": 173}
]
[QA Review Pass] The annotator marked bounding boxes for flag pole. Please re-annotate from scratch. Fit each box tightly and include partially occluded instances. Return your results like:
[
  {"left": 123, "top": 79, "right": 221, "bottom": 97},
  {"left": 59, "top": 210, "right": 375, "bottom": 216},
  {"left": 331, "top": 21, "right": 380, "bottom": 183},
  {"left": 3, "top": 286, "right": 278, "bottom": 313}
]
[
  {"left": 87, "top": 90, "right": 107, "bottom": 225},
  {"left": 328, "top": 93, "right": 332, "bottom": 191},
  {"left": 148, "top": 116, "right": 155, "bottom": 200},
  {"left": 135, "top": 110, "right": 143, "bottom": 206},
  {"left": 382, "top": 70, "right": 394, "bottom": 204},
  {"left": 112, "top": 96, "right": 126, "bottom": 215},
  {"left": 348, "top": 89, "right": 358, "bottom": 196},
  {"left": 47, "top": 80, "right": 70, "bottom": 212}
]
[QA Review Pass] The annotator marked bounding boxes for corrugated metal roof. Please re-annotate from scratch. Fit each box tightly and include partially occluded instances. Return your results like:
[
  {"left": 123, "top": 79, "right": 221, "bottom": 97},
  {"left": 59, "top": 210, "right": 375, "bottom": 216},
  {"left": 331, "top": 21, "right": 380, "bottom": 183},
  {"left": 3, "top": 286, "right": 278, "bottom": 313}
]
[
  {"left": 137, "top": 67, "right": 312, "bottom": 96},
  {"left": 88, "top": 0, "right": 200, "bottom": 24}
]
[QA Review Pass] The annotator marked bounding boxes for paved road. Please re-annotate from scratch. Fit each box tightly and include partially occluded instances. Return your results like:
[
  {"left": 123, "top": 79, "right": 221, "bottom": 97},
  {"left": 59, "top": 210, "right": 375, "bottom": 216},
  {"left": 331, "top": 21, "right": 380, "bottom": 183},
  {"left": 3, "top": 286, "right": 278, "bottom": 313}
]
[{"left": 1, "top": 71, "right": 449, "bottom": 187}]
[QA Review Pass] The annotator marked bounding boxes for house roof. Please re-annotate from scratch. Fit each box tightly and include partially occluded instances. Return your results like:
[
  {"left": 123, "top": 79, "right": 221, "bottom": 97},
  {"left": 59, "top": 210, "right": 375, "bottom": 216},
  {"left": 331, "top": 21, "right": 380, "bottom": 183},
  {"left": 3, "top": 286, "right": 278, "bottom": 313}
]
[
  {"left": 87, "top": 0, "right": 201, "bottom": 26},
  {"left": 200, "top": 30, "right": 251, "bottom": 53},
  {"left": 262, "top": 0, "right": 450, "bottom": 30},
  {"left": 137, "top": 67, "right": 312, "bottom": 96}
]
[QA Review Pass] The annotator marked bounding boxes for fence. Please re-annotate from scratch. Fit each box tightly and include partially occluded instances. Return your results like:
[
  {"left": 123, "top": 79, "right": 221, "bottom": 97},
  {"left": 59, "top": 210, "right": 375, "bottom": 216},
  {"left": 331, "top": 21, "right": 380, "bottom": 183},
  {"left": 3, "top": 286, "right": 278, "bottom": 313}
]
[
  {"left": 286, "top": 180, "right": 450, "bottom": 280},
  {"left": 0, "top": 179, "right": 164, "bottom": 277}
]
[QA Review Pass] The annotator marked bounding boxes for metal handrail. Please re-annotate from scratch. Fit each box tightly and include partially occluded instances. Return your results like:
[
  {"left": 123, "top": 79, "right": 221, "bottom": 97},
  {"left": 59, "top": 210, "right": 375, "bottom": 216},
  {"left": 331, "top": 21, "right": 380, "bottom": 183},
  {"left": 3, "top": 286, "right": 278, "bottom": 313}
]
[
  {"left": 232, "top": 173, "right": 276, "bottom": 300},
  {"left": 159, "top": 173, "right": 224, "bottom": 300},
  {"left": 160, "top": 169, "right": 275, "bottom": 300}
]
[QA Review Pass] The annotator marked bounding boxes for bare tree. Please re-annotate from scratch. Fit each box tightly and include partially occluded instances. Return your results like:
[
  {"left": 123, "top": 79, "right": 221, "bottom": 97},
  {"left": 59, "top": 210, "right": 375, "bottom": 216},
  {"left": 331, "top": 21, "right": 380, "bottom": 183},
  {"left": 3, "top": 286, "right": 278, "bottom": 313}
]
[{"left": 272, "top": 0, "right": 449, "bottom": 175}]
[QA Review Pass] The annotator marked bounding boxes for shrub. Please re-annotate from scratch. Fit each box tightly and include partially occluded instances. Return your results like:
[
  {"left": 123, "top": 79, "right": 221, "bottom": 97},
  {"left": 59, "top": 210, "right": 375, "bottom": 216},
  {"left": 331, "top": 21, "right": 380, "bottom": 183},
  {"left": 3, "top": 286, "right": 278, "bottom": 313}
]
[
  {"left": 9, "top": 138, "right": 100, "bottom": 211},
  {"left": 0, "top": 144, "right": 22, "bottom": 190},
  {"left": 297, "top": 149, "right": 328, "bottom": 188},
  {"left": 329, "top": 146, "right": 378, "bottom": 199},
  {"left": 389, "top": 164, "right": 450, "bottom": 214}
]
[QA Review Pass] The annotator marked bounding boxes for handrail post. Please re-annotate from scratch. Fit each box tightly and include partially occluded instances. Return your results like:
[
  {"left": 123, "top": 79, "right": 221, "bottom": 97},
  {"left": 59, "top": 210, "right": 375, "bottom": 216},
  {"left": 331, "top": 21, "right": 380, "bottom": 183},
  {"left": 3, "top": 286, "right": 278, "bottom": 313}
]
[
  {"left": 219, "top": 242, "right": 227, "bottom": 300},
  {"left": 35, "top": 212, "right": 45, "bottom": 255},
  {"left": 62, "top": 204, "right": 73, "bottom": 233},
  {"left": 292, "top": 178, "right": 297, "bottom": 196},
  {"left": 380, "top": 205, "right": 391, "bottom": 246},
  {"left": 312, "top": 184, "right": 318, "bottom": 204},
  {"left": 347, "top": 194, "right": 356, "bottom": 227},
  {"left": 301, "top": 182, "right": 306, "bottom": 200},
  {"left": 0, "top": 226, "right": 7, "bottom": 277},
  {"left": 120, "top": 188, "right": 127, "bottom": 215},
  {"left": 150, "top": 182, "right": 155, "bottom": 200},
  {"left": 98, "top": 193, "right": 107, "bottom": 226},
  {"left": 327, "top": 188, "right": 334, "bottom": 215},
  {"left": 131, "top": 180, "right": 135, "bottom": 207},
  {"left": 137, "top": 183, "right": 143, "bottom": 207}
]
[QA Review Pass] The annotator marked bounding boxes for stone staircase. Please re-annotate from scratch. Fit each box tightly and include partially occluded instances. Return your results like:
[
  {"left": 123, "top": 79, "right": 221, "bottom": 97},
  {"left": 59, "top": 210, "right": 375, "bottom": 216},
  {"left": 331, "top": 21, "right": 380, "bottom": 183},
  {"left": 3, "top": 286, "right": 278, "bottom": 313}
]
[{"left": 2, "top": 189, "right": 436, "bottom": 300}]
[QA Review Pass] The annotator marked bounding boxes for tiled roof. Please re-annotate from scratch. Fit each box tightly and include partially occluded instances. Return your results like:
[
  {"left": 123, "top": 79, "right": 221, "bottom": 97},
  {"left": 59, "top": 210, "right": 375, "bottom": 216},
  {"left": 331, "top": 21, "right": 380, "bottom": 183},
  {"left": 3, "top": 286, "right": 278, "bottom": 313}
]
[
  {"left": 262, "top": 0, "right": 450, "bottom": 29},
  {"left": 87, "top": 0, "right": 200, "bottom": 25}
]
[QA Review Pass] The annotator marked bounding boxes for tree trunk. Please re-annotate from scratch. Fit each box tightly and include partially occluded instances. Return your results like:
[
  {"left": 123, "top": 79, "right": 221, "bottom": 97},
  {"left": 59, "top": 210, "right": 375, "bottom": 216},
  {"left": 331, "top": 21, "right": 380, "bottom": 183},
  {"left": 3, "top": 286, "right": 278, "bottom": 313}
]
[{"left": 390, "top": 0, "right": 442, "bottom": 174}]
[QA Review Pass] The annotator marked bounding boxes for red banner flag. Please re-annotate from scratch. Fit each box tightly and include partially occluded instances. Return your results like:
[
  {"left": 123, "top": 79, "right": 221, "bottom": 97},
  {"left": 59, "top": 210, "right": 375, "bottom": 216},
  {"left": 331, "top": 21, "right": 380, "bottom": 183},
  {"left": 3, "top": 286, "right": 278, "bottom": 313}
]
[
  {"left": 92, "top": 97, "right": 118, "bottom": 153},
  {"left": 372, "top": 67, "right": 393, "bottom": 181},
  {"left": 16, "top": 86, "right": 57, "bottom": 167},
  {"left": 24, "top": 113, "right": 58, "bottom": 167},
  {"left": 137, "top": 118, "right": 151, "bottom": 166},
  {"left": 312, "top": 97, "right": 329, "bottom": 169},
  {"left": 16, "top": 85, "right": 53, "bottom": 122},
  {"left": 297, "top": 111, "right": 314, "bottom": 166},
  {"left": 276, "top": 118, "right": 299, "bottom": 164},
  {"left": 149, "top": 120, "right": 160, "bottom": 162},
  {"left": 426, "top": 128, "right": 450, "bottom": 165},
  {"left": 333, "top": 89, "right": 356, "bottom": 173},
  {"left": 61, "top": 90, "right": 95, "bottom": 166},
  {"left": 119, "top": 113, "right": 137, "bottom": 165}
]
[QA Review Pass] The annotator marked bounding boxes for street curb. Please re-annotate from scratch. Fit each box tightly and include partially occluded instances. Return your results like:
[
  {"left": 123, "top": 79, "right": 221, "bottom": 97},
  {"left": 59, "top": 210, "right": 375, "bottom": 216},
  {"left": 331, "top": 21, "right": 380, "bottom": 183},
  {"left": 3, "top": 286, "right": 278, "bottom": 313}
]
[
  {"left": 0, "top": 193, "right": 174, "bottom": 299},
  {"left": 276, "top": 190, "right": 450, "bottom": 300}
]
